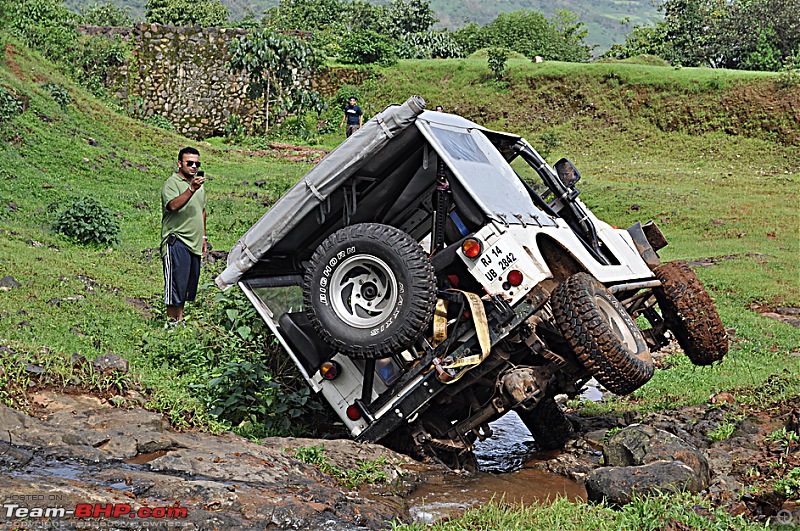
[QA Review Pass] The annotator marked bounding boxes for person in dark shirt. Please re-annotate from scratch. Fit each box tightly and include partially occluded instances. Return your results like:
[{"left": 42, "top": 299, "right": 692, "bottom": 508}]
[{"left": 340, "top": 96, "right": 363, "bottom": 137}]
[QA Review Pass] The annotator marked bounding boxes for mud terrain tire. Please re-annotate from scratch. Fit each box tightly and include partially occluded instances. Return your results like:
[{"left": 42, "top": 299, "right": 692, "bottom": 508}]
[
  {"left": 653, "top": 260, "right": 728, "bottom": 366},
  {"left": 552, "top": 273, "right": 654, "bottom": 395},
  {"left": 303, "top": 223, "right": 436, "bottom": 359},
  {"left": 516, "top": 397, "right": 574, "bottom": 451}
]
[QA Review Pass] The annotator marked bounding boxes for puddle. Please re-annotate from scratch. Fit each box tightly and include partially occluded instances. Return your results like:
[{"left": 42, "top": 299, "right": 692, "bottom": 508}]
[
  {"left": 124, "top": 450, "right": 168, "bottom": 464},
  {"left": 407, "top": 412, "right": 587, "bottom": 523}
]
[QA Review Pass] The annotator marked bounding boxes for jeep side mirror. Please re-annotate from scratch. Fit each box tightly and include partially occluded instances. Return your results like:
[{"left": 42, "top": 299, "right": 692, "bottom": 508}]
[{"left": 555, "top": 158, "right": 581, "bottom": 188}]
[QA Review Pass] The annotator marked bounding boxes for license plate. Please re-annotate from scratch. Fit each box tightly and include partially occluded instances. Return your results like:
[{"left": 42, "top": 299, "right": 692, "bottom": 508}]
[{"left": 475, "top": 243, "right": 518, "bottom": 283}]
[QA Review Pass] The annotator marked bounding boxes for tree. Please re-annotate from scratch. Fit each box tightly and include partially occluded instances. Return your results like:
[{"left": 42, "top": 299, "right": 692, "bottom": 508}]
[
  {"left": 453, "top": 10, "right": 590, "bottom": 62},
  {"left": 145, "top": 0, "right": 228, "bottom": 27},
  {"left": 81, "top": 2, "right": 134, "bottom": 26},
  {"left": 608, "top": 0, "right": 800, "bottom": 71},
  {"left": 339, "top": 30, "right": 398, "bottom": 66},
  {"left": 228, "top": 29, "right": 324, "bottom": 134}
]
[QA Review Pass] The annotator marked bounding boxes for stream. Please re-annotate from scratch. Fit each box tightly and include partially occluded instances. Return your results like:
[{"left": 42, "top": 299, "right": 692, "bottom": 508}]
[{"left": 405, "top": 381, "right": 604, "bottom": 523}]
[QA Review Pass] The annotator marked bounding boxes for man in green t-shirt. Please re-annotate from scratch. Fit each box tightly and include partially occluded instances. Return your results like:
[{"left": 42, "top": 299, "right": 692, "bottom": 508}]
[{"left": 161, "top": 146, "right": 207, "bottom": 324}]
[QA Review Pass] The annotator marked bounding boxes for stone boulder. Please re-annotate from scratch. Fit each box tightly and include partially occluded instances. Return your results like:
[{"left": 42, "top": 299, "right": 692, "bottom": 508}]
[{"left": 585, "top": 424, "right": 710, "bottom": 504}]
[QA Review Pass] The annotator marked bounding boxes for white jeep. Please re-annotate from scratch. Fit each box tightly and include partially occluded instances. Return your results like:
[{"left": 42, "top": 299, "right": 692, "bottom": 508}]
[{"left": 216, "top": 96, "right": 728, "bottom": 469}]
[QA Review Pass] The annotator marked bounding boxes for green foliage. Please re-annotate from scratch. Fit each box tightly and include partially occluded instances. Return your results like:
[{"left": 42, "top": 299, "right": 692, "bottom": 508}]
[
  {"left": 293, "top": 445, "right": 390, "bottom": 488},
  {"left": 400, "top": 30, "right": 464, "bottom": 59},
  {"left": 453, "top": 9, "right": 591, "bottom": 62},
  {"left": 143, "top": 114, "right": 174, "bottom": 130},
  {"left": 339, "top": 30, "right": 398, "bottom": 66},
  {"left": 0, "top": 85, "right": 24, "bottom": 123},
  {"left": 41, "top": 83, "right": 70, "bottom": 110},
  {"left": 764, "top": 427, "right": 800, "bottom": 450},
  {"left": 708, "top": 421, "right": 736, "bottom": 442},
  {"left": 2, "top": 0, "right": 79, "bottom": 60},
  {"left": 610, "top": 0, "right": 800, "bottom": 72},
  {"left": 51, "top": 197, "right": 121, "bottom": 246},
  {"left": 145, "top": 0, "right": 228, "bottom": 26},
  {"left": 487, "top": 47, "right": 508, "bottom": 80},
  {"left": 774, "top": 467, "right": 800, "bottom": 500},
  {"left": 80, "top": 2, "right": 134, "bottom": 26},
  {"left": 537, "top": 129, "right": 561, "bottom": 159},
  {"left": 68, "top": 34, "right": 128, "bottom": 96},
  {"left": 393, "top": 491, "right": 767, "bottom": 530},
  {"left": 223, "top": 114, "right": 246, "bottom": 143},
  {"left": 228, "top": 28, "right": 324, "bottom": 134}
]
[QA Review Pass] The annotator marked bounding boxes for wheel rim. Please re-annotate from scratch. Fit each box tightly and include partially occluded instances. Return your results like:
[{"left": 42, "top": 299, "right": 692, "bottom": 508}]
[
  {"left": 329, "top": 254, "right": 398, "bottom": 328},
  {"left": 594, "top": 294, "right": 639, "bottom": 351}
]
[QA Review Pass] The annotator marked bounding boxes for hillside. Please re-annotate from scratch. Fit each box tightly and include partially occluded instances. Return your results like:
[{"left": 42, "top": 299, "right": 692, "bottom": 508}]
[
  {"left": 2, "top": 32, "right": 799, "bottom": 432},
  {"left": 62, "top": 0, "right": 660, "bottom": 52}
]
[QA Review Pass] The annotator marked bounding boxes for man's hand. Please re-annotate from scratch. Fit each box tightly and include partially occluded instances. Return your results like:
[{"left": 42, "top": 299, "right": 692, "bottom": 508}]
[{"left": 189, "top": 173, "right": 205, "bottom": 192}]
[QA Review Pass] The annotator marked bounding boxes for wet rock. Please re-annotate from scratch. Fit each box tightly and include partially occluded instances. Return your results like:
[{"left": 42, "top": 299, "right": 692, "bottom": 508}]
[
  {"left": 585, "top": 460, "right": 703, "bottom": 504},
  {"left": 585, "top": 424, "right": 711, "bottom": 505},
  {"left": 603, "top": 424, "right": 710, "bottom": 487},
  {"left": 0, "top": 392, "right": 436, "bottom": 530}
]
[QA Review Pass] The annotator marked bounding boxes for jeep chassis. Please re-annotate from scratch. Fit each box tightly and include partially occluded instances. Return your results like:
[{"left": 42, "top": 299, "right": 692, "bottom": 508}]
[{"left": 217, "top": 96, "right": 728, "bottom": 470}]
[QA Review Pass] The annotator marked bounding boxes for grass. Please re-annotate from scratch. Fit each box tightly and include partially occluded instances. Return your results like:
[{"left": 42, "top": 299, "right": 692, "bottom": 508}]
[{"left": 393, "top": 492, "right": 774, "bottom": 530}]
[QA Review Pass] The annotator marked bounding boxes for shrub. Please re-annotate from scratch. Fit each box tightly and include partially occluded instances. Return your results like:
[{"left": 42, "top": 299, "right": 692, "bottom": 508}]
[
  {"left": 52, "top": 197, "right": 120, "bottom": 246},
  {"left": 487, "top": 47, "right": 508, "bottom": 80},
  {"left": 143, "top": 114, "right": 174, "bottom": 130},
  {"left": 0, "top": 86, "right": 24, "bottom": 123},
  {"left": 40, "top": 83, "right": 70, "bottom": 110},
  {"left": 339, "top": 30, "right": 397, "bottom": 66}
]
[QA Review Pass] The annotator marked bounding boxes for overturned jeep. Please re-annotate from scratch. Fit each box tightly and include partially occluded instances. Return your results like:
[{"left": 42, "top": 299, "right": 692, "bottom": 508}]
[{"left": 216, "top": 96, "right": 728, "bottom": 469}]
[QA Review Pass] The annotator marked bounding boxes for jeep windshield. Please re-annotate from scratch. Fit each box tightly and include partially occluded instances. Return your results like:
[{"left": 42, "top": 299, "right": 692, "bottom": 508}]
[{"left": 417, "top": 116, "right": 557, "bottom": 228}]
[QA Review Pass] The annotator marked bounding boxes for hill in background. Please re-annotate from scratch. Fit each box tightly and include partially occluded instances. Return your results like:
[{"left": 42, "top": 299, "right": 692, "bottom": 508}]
[{"left": 63, "top": 0, "right": 660, "bottom": 53}]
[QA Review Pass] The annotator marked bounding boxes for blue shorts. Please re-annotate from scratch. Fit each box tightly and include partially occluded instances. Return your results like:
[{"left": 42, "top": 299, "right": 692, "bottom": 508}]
[{"left": 163, "top": 237, "right": 200, "bottom": 306}]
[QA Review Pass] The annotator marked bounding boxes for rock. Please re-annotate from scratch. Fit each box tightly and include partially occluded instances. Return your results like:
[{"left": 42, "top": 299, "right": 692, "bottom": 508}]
[
  {"left": 586, "top": 424, "right": 712, "bottom": 505},
  {"left": 585, "top": 460, "right": 703, "bottom": 504},
  {"left": 603, "top": 424, "right": 710, "bottom": 488},
  {"left": 91, "top": 352, "right": 129, "bottom": 373},
  {"left": 0, "top": 276, "right": 21, "bottom": 288},
  {"left": 0, "top": 392, "right": 436, "bottom": 530}
]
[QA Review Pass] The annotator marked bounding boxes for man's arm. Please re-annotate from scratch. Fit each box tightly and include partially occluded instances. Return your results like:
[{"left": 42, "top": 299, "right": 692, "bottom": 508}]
[
  {"left": 166, "top": 186, "right": 197, "bottom": 212},
  {"left": 202, "top": 209, "right": 208, "bottom": 257}
]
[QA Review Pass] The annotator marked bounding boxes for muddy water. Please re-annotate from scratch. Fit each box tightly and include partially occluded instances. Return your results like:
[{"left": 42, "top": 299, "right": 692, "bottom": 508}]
[{"left": 406, "top": 381, "right": 605, "bottom": 524}]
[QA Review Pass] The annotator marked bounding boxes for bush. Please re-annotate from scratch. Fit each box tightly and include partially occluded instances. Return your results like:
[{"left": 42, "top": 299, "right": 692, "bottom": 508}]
[
  {"left": 487, "top": 47, "right": 508, "bottom": 80},
  {"left": 40, "top": 83, "right": 70, "bottom": 110},
  {"left": 0, "top": 86, "right": 24, "bottom": 123},
  {"left": 52, "top": 197, "right": 120, "bottom": 246},
  {"left": 339, "top": 30, "right": 397, "bottom": 66}
]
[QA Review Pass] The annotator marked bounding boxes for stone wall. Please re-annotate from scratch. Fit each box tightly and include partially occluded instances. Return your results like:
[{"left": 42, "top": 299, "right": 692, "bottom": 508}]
[{"left": 81, "top": 24, "right": 373, "bottom": 140}]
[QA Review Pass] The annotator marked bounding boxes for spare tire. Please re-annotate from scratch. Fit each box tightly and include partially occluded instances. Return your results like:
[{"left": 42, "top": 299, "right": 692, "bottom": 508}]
[
  {"left": 552, "top": 273, "right": 654, "bottom": 395},
  {"left": 653, "top": 260, "right": 728, "bottom": 366},
  {"left": 303, "top": 223, "right": 436, "bottom": 359}
]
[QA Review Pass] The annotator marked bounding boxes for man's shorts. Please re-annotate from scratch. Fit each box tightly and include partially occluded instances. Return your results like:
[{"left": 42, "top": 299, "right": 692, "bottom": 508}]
[
  {"left": 346, "top": 124, "right": 359, "bottom": 137},
  {"left": 163, "top": 237, "right": 200, "bottom": 306}
]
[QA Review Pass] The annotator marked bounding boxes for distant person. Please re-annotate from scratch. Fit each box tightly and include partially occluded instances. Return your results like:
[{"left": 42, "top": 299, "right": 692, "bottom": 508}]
[
  {"left": 161, "top": 146, "right": 207, "bottom": 326},
  {"left": 435, "top": 105, "right": 444, "bottom": 112},
  {"left": 340, "top": 97, "right": 363, "bottom": 137}
]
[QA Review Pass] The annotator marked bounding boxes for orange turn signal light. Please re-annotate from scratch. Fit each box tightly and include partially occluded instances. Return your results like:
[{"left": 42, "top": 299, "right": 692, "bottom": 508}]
[
  {"left": 461, "top": 238, "right": 483, "bottom": 258},
  {"left": 320, "top": 361, "right": 340, "bottom": 380}
]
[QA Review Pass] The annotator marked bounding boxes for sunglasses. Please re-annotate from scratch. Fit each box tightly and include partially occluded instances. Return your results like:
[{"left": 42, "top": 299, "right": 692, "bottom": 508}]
[{"left": 183, "top": 160, "right": 201, "bottom": 168}]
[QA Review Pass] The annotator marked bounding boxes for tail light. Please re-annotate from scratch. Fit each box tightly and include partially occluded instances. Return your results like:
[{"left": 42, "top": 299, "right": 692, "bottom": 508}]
[
  {"left": 461, "top": 238, "right": 483, "bottom": 258},
  {"left": 506, "top": 270, "right": 523, "bottom": 286},
  {"left": 346, "top": 404, "right": 361, "bottom": 421},
  {"left": 319, "top": 361, "right": 340, "bottom": 380}
]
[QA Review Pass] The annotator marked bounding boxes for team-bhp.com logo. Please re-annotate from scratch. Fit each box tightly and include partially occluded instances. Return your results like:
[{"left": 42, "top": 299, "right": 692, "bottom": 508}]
[{"left": 4, "top": 503, "right": 188, "bottom": 519}]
